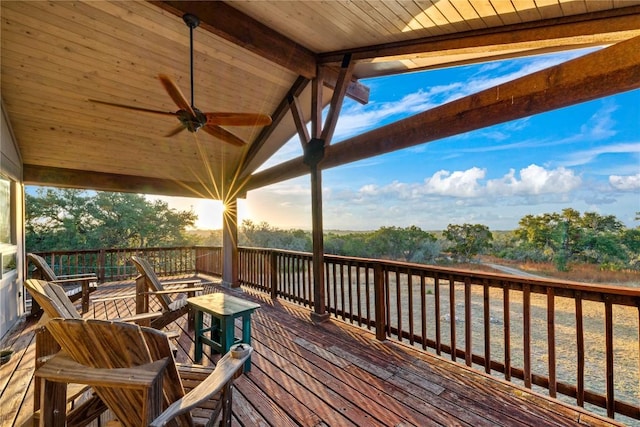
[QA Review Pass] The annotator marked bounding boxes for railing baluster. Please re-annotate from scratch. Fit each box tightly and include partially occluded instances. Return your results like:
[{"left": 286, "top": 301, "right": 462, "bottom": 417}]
[
  {"left": 365, "top": 264, "right": 371, "bottom": 329},
  {"left": 449, "top": 277, "right": 456, "bottom": 362},
  {"left": 605, "top": 297, "right": 614, "bottom": 418},
  {"left": 503, "top": 282, "right": 511, "bottom": 381},
  {"left": 408, "top": 270, "right": 414, "bottom": 345},
  {"left": 332, "top": 262, "right": 338, "bottom": 317},
  {"left": 356, "top": 264, "right": 362, "bottom": 327},
  {"left": 465, "top": 277, "right": 472, "bottom": 367},
  {"left": 396, "top": 270, "right": 402, "bottom": 342},
  {"left": 483, "top": 279, "right": 490, "bottom": 374},
  {"left": 547, "top": 287, "right": 557, "bottom": 398},
  {"left": 435, "top": 272, "right": 441, "bottom": 356},
  {"left": 348, "top": 263, "right": 354, "bottom": 323},
  {"left": 523, "top": 284, "right": 532, "bottom": 389},
  {"left": 385, "top": 267, "right": 391, "bottom": 336},
  {"left": 420, "top": 273, "right": 427, "bottom": 350}
]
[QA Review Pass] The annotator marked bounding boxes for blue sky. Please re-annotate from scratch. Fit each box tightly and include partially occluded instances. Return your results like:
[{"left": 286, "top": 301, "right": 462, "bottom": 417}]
[{"left": 157, "top": 48, "right": 639, "bottom": 231}]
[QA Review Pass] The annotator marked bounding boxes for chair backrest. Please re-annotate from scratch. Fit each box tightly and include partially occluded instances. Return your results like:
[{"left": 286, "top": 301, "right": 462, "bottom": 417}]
[
  {"left": 130, "top": 256, "right": 173, "bottom": 310},
  {"left": 46, "top": 317, "right": 189, "bottom": 427},
  {"left": 24, "top": 279, "right": 81, "bottom": 319},
  {"left": 27, "top": 253, "right": 59, "bottom": 281}
]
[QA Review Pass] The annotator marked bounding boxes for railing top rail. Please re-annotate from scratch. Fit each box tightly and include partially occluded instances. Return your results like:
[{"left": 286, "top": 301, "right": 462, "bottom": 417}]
[
  {"left": 246, "top": 248, "right": 639, "bottom": 300},
  {"left": 33, "top": 246, "right": 200, "bottom": 256}
]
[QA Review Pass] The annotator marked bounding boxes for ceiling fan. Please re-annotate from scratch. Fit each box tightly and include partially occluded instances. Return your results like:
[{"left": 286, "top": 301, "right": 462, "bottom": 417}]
[{"left": 89, "top": 13, "right": 271, "bottom": 147}]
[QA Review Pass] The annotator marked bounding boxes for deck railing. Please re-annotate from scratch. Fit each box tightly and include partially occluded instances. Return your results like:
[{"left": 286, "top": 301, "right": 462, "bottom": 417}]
[
  {"left": 232, "top": 247, "right": 640, "bottom": 423},
  {"left": 30, "top": 246, "right": 639, "bottom": 422},
  {"left": 28, "top": 246, "right": 223, "bottom": 283}
]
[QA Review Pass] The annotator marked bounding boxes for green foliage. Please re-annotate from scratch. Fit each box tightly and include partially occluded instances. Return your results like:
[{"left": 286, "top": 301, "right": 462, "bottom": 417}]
[
  {"left": 26, "top": 188, "right": 198, "bottom": 251},
  {"left": 240, "top": 220, "right": 311, "bottom": 251},
  {"left": 512, "top": 208, "right": 634, "bottom": 271},
  {"left": 443, "top": 223, "right": 493, "bottom": 262},
  {"left": 324, "top": 226, "right": 438, "bottom": 263},
  {"left": 368, "top": 226, "right": 437, "bottom": 261}
]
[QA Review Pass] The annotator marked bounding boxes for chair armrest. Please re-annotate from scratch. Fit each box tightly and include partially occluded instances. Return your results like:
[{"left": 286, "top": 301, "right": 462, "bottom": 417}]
[
  {"left": 50, "top": 277, "right": 97, "bottom": 284},
  {"left": 149, "top": 346, "right": 252, "bottom": 427},
  {"left": 37, "top": 352, "right": 170, "bottom": 388},
  {"left": 146, "top": 287, "right": 204, "bottom": 295},
  {"left": 57, "top": 273, "right": 97, "bottom": 280},
  {"left": 115, "top": 312, "right": 163, "bottom": 323},
  {"left": 91, "top": 293, "right": 137, "bottom": 303},
  {"left": 159, "top": 279, "right": 202, "bottom": 286}
]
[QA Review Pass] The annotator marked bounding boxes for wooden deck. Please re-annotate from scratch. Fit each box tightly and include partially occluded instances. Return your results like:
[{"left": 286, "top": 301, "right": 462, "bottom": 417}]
[{"left": 0, "top": 278, "right": 626, "bottom": 427}]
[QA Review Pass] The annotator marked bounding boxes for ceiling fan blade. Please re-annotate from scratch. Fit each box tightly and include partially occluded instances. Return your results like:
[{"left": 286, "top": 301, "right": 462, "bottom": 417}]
[
  {"left": 88, "top": 99, "right": 177, "bottom": 116},
  {"left": 158, "top": 74, "right": 195, "bottom": 116},
  {"left": 202, "top": 125, "right": 246, "bottom": 147},
  {"left": 165, "top": 125, "right": 186, "bottom": 137},
  {"left": 204, "top": 112, "right": 272, "bottom": 126}
]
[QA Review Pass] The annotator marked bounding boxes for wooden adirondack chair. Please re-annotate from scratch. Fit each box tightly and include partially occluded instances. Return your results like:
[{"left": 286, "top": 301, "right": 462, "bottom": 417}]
[
  {"left": 130, "top": 255, "right": 207, "bottom": 329},
  {"left": 27, "top": 253, "right": 99, "bottom": 314},
  {"left": 37, "top": 318, "right": 252, "bottom": 427},
  {"left": 23, "top": 279, "right": 163, "bottom": 426}
]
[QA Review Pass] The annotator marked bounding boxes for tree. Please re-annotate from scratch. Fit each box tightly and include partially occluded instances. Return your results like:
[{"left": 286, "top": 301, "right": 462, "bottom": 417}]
[
  {"left": 443, "top": 223, "right": 493, "bottom": 262},
  {"left": 26, "top": 188, "right": 93, "bottom": 250},
  {"left": 514, "top": 209, "right": 630, "bottom": 270},
  {"left": 26, "top": 188, "right": 198, "bottom": 251},
  {"left": 240, "top": 220, "right": 311, "bottom": 251}
]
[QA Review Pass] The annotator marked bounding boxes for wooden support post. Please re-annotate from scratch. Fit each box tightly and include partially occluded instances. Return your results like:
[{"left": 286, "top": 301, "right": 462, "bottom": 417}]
[
  {"left": 98, "top": 249, "right": 106, "bottom": 282},
  {"left": 222, "top": 198, "right": 239, "bottom": 288},
  {"left": 308, "top": 141, "right": 329, "bottom": 323}
]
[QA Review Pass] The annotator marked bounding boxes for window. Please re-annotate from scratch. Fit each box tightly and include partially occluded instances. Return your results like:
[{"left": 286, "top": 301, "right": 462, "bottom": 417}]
[{"left": 0, "top": 177, "right": 10, "bottom": 244}]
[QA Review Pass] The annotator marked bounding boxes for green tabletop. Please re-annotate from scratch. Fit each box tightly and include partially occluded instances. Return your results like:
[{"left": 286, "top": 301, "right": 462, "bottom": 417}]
[{"left": 188, "top": 293, "right": 260, "bottom": 316}]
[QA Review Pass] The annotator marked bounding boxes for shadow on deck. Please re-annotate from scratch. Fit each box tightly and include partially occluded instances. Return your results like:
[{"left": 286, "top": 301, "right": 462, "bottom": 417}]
[{"left": 0, "top": 277, "right": 625, "bottom": 426}]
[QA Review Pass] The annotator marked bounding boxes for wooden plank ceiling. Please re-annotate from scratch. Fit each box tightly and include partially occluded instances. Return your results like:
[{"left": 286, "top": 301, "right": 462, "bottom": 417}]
[{"left": 1, "top": 1, "right": 639, "bottom": 199}]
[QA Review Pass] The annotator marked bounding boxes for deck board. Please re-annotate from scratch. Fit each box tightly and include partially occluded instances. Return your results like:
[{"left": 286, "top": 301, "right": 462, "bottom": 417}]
[{"left": 0, "top": 278, "right": 626, "bottom": 427}]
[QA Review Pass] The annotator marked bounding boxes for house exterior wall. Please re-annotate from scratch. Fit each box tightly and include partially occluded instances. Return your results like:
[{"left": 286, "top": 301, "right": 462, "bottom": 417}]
[{"left": 1, "top": 100, "right": 25, "bottom": 340}]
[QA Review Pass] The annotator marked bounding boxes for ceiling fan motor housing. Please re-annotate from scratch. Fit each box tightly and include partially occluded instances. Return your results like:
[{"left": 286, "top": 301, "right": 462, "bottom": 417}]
[{"left": 177, "top": 108, "right": 207, "bottom": 132}]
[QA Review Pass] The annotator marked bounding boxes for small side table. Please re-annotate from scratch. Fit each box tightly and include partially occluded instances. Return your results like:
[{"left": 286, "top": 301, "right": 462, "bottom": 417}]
[{"left": 187, "top": 293, "right": 260, "bottom": 371}]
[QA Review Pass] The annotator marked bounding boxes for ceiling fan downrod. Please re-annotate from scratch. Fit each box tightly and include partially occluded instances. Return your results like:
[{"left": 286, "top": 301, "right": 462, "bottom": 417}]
[{"left": 183, "top": 13, "right": 200, "bottom": 110}]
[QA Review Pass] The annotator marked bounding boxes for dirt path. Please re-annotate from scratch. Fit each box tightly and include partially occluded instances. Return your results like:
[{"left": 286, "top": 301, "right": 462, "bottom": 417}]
[{"left": 484, "top": 263, "right": 544, "bottom": 279}]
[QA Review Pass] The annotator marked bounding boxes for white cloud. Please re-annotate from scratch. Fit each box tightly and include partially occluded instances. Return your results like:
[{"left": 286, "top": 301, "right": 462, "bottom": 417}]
[
  {"left": 609, "top": 173, "right": 640, "bottom": 191},
  {"left": 349, "top": 165, "right": 581, "bottom": 203},
  {"left": 487, "top": 165, "right": 581, "bottom": 195},
  {"left": 422, "top": 167, "right": 486, "bottom": 197}
]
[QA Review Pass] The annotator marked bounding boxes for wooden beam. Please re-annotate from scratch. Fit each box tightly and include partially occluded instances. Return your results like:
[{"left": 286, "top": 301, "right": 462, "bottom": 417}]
[
  {"left": 322, "top": 67, "right": 370, "bottom": 105},
  {"left": 23, "top": 165, "right": 216, "bottom": 199},
  {"left": 319, "top": 6, "right": 640, "bottom": 65},
  {"left": 311, "top": 68, "right": 323, "bottom": 139},
  {"left": 289, "top": 93, "right": 310, "bottom": 147},
  {"left": 320, "top": 54, "right": 354, "bottom": 144},
  {"left": 244, "top": 35, "right": 640, "bottom": 191},
  {"left": 151, "top": 1, "right": 316, "bottom": 79}
]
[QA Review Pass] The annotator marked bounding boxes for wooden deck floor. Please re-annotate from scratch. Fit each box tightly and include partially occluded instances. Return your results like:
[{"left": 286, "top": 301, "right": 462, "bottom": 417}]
[{"left": 0, "top": 279, "right": 626, "bottom": 427}]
